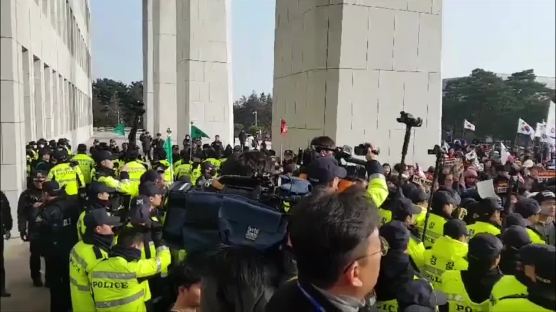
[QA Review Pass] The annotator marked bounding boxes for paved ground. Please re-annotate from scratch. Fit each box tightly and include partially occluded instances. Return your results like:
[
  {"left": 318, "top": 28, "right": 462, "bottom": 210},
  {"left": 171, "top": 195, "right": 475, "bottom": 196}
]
[{"left": 1, "top": 239, "right": 50, "bottom": 312}]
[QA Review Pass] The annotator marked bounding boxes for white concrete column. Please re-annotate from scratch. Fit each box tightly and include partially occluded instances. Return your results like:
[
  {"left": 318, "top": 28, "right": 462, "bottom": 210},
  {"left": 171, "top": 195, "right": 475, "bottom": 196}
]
[
  {"left": 0, "top": 0, "right": 27, "bottom": 226},
  {"left": 33, "top": 57, "right": 45, "bottom": 139},
  {"left": 142, "top": 0, "right": 155, "bottom": 133},
  {"left": 144, "top": 0, "right": 233, "bottom": 145},
  {"left": 272, "top": 0, "right": 442, "bottom": 165}
]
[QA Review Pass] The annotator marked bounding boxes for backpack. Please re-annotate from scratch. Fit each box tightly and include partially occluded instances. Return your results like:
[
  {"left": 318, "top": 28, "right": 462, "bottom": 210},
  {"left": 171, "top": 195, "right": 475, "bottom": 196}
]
[{"left": 163, "top": 181, "right": 288, "bottom": 254}]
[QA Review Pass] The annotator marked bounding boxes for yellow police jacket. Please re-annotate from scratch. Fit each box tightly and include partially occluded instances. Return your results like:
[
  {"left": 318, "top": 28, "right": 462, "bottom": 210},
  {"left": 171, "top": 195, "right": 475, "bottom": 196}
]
[
  {"left": 77, "top": 210, "right": 86, "bottom": 241},
  {"left": 439, "top": 270, "right": 490, "bottom": 312},
  {"left": 174, "top": 163, "right": 193, "bottom": 181},
  {"left": 123, "top": 161, "right": 147, "bottom": 194},
  {"left": 417, "top": 213, "right": 448, "bottom": 248},
  {"left": 47, "top": 162, "right": 85, "bottom": 195},
  {"left": 159, "top": 160, "right": 173, "bottom": 185},
  {"left": 204, "top": 157, "right": 222, "bottom": 169},
  {"left": 408, "top": 234, "right": 426, "bottom": 271},
  {"left": 467, "top": 221, "right": 501, "bottom": 238},
  {"left": 492, "top": 297, "right": 553, "bottom": 312},
  {"left": 94, "top": 172, "right": 135, "bottom": 196},
  {"left": 526, "top": 227, "right": 546, "bottom": 244},
  {"left": 414, "top": 205, "right": 427, "bottom": 230},
  {"left": 489, "top": 275, "right": 528, "bottom": 308},
  {"left": 72, "top": 153, "right": 95, "bottom": 185},
  {"left": 423, "top": 235, "right": 468, "bottom": 287},
  {"left": 367, "top": 173, "right": 388, "bottom": 208},
  {"left": 69, "top": 241, "right": 109, "bottom": 312},
  {"left": 378, "top": 208, "right": 392, "bottom": 226},
  {"left": 89, "top": 246, "right": 171, "bottom": 312}
]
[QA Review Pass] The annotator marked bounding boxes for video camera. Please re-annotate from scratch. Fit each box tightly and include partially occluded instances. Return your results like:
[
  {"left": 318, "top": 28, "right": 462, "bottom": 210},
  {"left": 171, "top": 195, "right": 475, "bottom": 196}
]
[{"left": 397, "top": 111, "right": 423, "bottom": 128}]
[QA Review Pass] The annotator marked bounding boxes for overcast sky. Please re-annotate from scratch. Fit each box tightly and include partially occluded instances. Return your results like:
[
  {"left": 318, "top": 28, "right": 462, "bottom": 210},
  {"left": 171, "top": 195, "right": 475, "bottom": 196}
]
[{"left": 91, "top": 0, "right": 555, "bottom": 100}]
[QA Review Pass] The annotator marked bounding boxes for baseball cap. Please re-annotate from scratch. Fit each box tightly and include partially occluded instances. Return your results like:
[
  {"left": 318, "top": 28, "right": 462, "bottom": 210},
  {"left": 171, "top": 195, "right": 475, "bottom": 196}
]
[
  {"left": 139, "top": 181, "right": 164, "bottom": 197},
  {"left": 392, "top": 197, "right": 422, "bottom": 219},
  {"left": 476, "top": 197, "right": 503, "bottom": 217},
  {"left": 88, "top": 182, "right": 116, "bottom": 196},
  {"left": 534, "top": 191, "right": 556, "bottom": 204},
  {"left": 505, "top": 213, "right": 528, "bottom": 227},
  {"left": 515, "top": 198, "right": 541, "bottom": 219},
  {"left": 52, "top": 148, "right": 68, "bottom": 161},
  {"left": 443, "top": 219, "right": 469, "bottom": 239},
  {"left": 468, "top": 233, "right": 503, "bottom": 262},
  {"left": 129, "top": 195, "right": 152, "bottom": 225},
  {"left": 94, "top": 150, "right": 118, "bottom": 163},
  {"left": 43, "top": 181, "right": 65, "bottom": 196},
  {"left": 397, "top": 279, "right": 448, "bottom": 312},
  {"left": 84, "top": 209, "right": 121, "bottom": 228},
  {"left": 502, "top": 225, "right": 531, "bottom": 250},
  {"left": 432, "top": 191, "right": 456, "bottom": 211},
  {"left": 402, "top": 183, "right": 428, "bottom": 204},
  {"left": 380, "top": 221, "right": 410, "bottom": 251},
  {"left": 307, "top": 156, "right": 347, "bottom": 186}
]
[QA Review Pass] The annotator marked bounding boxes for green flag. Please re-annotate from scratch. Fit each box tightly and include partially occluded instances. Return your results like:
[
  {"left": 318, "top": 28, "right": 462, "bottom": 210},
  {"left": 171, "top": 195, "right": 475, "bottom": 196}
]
[
  {"left": 191, "top": 125, "right": 209, "bottom": 139},
  {"left": 163, "top": 136, "right": 173, "bottom": 165},
  {"left": 114, "top": 123, "right": 125, "bottom": 136}
]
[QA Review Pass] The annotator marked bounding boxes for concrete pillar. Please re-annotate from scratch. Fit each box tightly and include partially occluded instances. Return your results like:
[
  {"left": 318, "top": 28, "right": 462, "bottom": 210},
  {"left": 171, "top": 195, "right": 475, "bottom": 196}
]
[
  {"left": 0, "top": 0, "right": 27, "bottom": 227},
  {"left": 272, "top": 0, "right": 442, "bottom": 165},
  {"left": 144, "top": 0, "right": 233, "bottom": 145},
  {"left": 142, "top": 0, "right": 155, "bottom": 134}
]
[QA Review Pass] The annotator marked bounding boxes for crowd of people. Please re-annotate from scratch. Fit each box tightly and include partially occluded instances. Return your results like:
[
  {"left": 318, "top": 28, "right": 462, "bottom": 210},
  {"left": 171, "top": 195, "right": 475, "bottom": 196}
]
[{"left": 0, "top": 132, "right": 554, "bottom": 312}]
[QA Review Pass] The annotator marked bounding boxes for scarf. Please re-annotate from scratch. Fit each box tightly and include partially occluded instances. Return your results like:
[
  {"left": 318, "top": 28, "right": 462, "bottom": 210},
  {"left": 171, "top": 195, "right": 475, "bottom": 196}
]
[
  {"left": 83, "top": 231, "right": 113, "bottom": 251},
  {"left": 110, "top": 246, "right": 141, "bottom": 262}
]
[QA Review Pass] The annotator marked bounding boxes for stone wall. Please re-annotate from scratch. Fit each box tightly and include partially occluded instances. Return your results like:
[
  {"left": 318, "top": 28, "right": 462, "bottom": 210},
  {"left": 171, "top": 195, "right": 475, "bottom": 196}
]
[
  {"left": 1, "top": 0, "right": 93, "bottom": 227},
  {"left": 272, "top": 0, "right": 442, "bottom": 166}
]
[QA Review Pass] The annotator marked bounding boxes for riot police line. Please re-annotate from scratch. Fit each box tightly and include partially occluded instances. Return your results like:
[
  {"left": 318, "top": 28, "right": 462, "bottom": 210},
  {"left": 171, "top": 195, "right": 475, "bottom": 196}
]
[{"left": 1, "top": 111, "right": 554, "bottom": 312}]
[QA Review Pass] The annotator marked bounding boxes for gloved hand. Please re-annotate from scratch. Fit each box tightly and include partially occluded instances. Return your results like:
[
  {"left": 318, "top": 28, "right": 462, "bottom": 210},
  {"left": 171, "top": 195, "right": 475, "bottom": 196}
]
[
  {"left": 20, "top": 231, "right": 28, "bottom": 242},
  {"left": 120, "top": 171, "right": 130, "bottom": 180}
]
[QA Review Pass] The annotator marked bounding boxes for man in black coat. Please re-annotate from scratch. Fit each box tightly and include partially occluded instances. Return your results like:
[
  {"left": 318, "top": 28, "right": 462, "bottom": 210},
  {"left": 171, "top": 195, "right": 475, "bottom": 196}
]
[
  {"left": 39, "top": 181, "right": 80, "bottom": 312},
  {"left": 0, "top": 190, "right": 13, "bottom": 297},
  {"left": 17, "top": 170, "right": 48, "bottom": 287},
  {"left": 266, "top": 187, "right": 383, "bottom": 312}
]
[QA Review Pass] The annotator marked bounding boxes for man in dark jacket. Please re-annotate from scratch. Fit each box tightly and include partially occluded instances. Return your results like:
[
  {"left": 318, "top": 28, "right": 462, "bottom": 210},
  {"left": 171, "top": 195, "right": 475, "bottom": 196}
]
[
  {"left": 0, "top": 190, "right": 13, "bottom": 297},
  {"left": 39, "top": 181, "right": 80, "bottom": 312},
  {"left": 17, "top": 170, "right": 48, "bottom": 286},
  {"left": 266, "top": 187, "right": 382, "bottom": 312}
]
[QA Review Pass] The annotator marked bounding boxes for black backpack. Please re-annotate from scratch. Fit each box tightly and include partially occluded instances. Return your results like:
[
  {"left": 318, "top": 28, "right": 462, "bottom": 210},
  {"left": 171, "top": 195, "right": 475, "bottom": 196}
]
[{"left": 163, "top": 181, "right": 288, "bottom": 254}]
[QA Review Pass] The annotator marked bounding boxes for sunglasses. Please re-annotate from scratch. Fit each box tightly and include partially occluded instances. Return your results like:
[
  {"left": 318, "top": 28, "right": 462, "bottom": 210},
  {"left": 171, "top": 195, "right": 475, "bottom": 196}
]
[{"left": 343, "top": 236, "right": 389, "bottom": 273}]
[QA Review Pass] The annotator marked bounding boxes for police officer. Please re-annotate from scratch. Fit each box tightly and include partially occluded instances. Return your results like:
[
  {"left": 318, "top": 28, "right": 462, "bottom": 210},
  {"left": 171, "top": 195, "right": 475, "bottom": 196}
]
[
  {"left": 17, "top": 170, "right": 48, "bottom": 286},
  {"left": 39, "top": 181, "right": 81, "bottom": 312},
  {"left": 92, "top": 150, "right": 134, "bottom": 196},
  {"left": 70, "top": 209, "right": 120, "bottom": 312},
  {"left": 35, "top": 147, "right": 53, "bottom": 173},
  {"left": 121, "top": 148, "right": 148, "bottom": 195},
  {"left": 152, "top": 149, "right": 173, "bottom": 186},
  {"left": 490, "top": 244, "right": 542, "bottom": 307},
  {"left": 499, "top": 225, "right": 532, "bottom": 275},
  {"left": 391, "top": 196, "right": 426, "bottom": 271},
  {"left": 418, "top": 191, "right": 457, "bottom": 248},
  {"left": 515, "top": 198, "right": 546, "bottom": 244},
  {"left": 466, "top": 197, "right": 503, "bottom": 237},
  {"left": 492, "top": 244, "right": 555, "bottom": 311},
  {"left": 72, "top": 143, "right": 95, "bottom": 185},
  {"left": 0, "top": 191, "right": 13, "bottom": 297},
  {"left": 376, "top": 221, "right": 416, "bottom": 312},
  {"left": 439, "top": 233, "right": 504, "bottom": 311},
  {"left": 423, "top": 219, "right": 469, "bottom": 287},
  {"left": 77, "top": 182, "right": 116, "bottom": 241},
  {"left": 89, "top": 227, "right": 171, "bottom": 311},
  {"left": 47, "top": 148, "right": 85, "bottom": 196}
]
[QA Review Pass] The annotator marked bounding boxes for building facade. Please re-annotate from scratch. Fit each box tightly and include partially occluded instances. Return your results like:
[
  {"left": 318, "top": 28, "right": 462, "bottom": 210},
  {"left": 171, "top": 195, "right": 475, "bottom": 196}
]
[{"left": 1, "top": 0, "right": 93, "bottom": 216}]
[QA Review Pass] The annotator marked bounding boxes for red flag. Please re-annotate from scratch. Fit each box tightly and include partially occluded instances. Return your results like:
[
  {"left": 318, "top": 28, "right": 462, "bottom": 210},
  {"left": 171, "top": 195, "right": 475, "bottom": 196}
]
[{"left": 280, "top": 119, "right": 288, "bottom": 135}]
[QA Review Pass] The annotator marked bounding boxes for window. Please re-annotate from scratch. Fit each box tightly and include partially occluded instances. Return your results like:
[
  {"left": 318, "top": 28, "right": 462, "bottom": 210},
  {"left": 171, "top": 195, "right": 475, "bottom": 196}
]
[{"left": 22, "top": 48, "right": 33, "bottom": 142}]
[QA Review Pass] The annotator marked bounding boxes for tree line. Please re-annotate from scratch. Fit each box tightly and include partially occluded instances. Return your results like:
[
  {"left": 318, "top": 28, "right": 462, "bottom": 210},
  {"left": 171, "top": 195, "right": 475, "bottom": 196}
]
[{"left": 442, "top": 69, "right": 555, "bottom": 140}]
